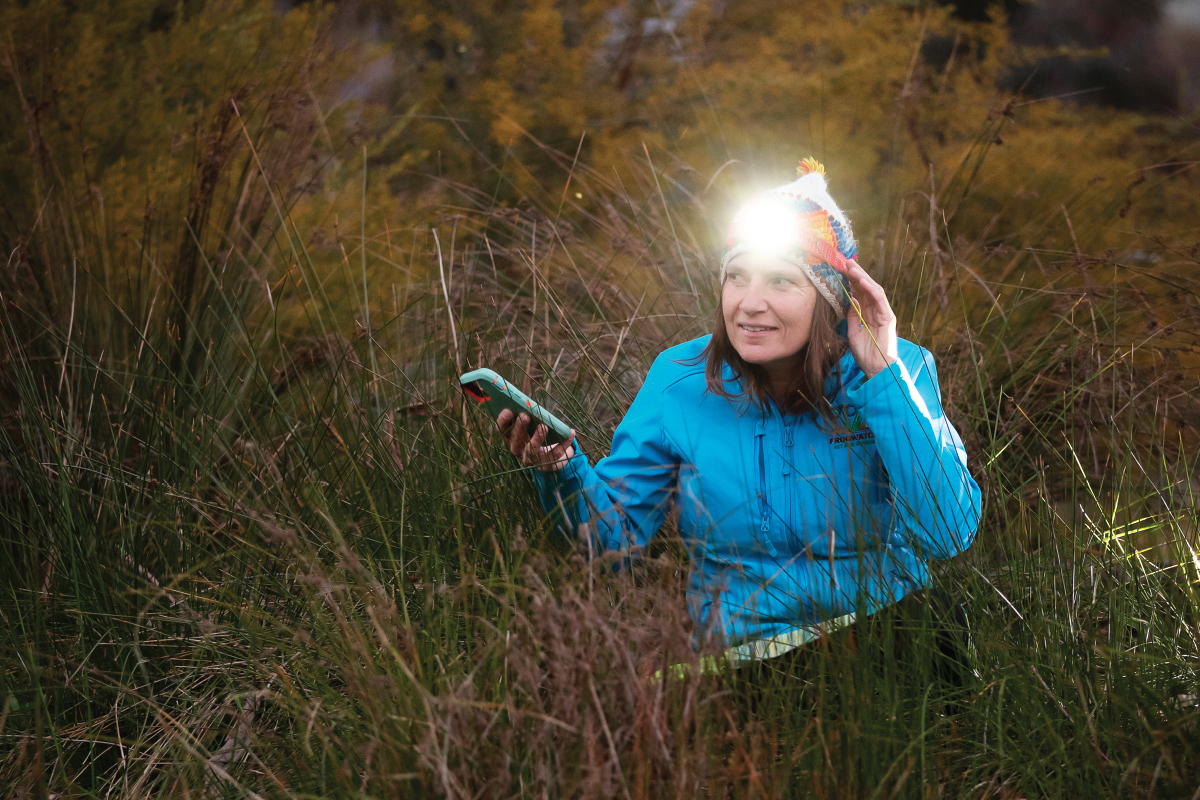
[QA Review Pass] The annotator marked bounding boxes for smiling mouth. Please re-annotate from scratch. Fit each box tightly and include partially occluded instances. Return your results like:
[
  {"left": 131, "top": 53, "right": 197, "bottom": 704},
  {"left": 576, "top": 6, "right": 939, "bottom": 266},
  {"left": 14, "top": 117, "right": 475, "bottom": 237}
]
[{"left": 738, "top": 324, "right": 777, "bottom": 333}]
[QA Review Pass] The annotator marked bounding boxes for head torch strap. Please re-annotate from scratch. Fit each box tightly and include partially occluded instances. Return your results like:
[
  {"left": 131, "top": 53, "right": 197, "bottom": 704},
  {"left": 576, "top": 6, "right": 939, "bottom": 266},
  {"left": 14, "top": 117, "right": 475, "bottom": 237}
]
[
  {"left": 793, "top": 232, "right": 854, "bottom": 313},
  {"left": 793, "top": 232, "right": 854, "bottom": 276}
]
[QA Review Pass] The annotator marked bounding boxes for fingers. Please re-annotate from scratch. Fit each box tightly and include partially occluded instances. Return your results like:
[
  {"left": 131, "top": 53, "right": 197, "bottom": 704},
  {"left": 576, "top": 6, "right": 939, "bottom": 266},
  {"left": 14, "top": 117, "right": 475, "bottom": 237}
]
[
  {"left": 526, "top": 421, "right": 548, "bottom": 457},
  {"left": 858, "top": 275, "right": 890, "bottom": 309},
  {"left": 843, "top": 266, "right": 899, "bottom": 378},
  {"left": 506, "top": 412, "right": 531, "bottom": 459},
  {"left": 849, "top": 296, "right": 866, "bottom": 326},
  {"left": 527, "top": 424, "right": 550, "bottom": 468},
  {"left": 529, "top": 425, "right": 579, "bottom": 471},
  {"left": 845, "top": 265, "right": 893, "bottom": 323},
  {"left": 518, "top": 419, "right": 549, "bottom": 466},
  {"left": 501, "top": 412, "right": 576, "bottom": 470},
  {"left": 843, "top": 260, "right": 878, "bottom": 295},
  {"left": 551, "top": 430, "right": 577, "bottom": 464},
  {"left": 538, "top": 430, "right": 577, "bottom": 473}
]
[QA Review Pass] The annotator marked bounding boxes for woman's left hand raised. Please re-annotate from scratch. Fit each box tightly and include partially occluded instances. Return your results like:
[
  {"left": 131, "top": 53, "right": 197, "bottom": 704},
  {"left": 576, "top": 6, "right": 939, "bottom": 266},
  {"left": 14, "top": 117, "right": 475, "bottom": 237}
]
[{"left": 839, "top": 259, "right": 897, "bottom": 379}]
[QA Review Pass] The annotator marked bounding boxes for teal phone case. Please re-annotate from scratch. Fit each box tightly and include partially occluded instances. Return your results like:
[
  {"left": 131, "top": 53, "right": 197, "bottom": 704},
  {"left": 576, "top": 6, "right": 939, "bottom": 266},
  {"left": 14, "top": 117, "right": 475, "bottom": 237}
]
[{"left": 459, "top": 368, "right": 572, "bottom": 445}]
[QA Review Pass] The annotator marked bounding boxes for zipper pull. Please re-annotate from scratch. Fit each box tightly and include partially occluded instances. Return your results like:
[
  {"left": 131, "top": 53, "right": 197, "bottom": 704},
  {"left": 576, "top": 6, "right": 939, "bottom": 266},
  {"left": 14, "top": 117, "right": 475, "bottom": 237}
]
[
  {"left": 783, "top": 423, "right": 794, "bottom": 476},
  {"left": 761, "top": 519, "right": 777, "bottom": 556}
]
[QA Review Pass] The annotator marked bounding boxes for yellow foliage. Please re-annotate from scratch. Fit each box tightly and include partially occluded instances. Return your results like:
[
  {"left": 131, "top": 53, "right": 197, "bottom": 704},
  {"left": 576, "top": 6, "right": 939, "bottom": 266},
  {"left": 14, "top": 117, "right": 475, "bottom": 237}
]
[{"left": 3, "top": 0, "right": 1197, "bottom": 363}]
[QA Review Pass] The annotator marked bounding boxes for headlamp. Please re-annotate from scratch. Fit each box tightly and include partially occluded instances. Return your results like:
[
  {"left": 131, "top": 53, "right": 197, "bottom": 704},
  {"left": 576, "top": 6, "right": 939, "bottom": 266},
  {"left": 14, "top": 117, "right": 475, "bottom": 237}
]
[{"left": 731, "top": 198, "right": 798, "bottom": 258}]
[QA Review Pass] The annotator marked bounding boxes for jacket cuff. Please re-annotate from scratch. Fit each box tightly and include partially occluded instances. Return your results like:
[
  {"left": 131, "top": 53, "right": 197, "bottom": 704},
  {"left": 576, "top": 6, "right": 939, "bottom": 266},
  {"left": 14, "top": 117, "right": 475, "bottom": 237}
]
[
  {"left": 530, "top": 450, "right": 589, "bottom": 495},
  {"left": 844, "top": 360, "right": 909, "bottom": 409}
]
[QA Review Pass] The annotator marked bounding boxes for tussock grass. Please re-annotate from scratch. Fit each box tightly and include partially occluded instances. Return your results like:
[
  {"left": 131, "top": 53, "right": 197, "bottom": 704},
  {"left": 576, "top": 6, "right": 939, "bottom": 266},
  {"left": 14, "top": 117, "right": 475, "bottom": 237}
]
[{"left": 2, "top": 123, "right": 1199, "bottom": 799}]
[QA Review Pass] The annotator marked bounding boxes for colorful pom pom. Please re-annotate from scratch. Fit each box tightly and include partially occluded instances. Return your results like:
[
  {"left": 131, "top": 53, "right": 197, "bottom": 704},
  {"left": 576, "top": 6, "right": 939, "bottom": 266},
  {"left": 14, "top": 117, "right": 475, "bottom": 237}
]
[{"left": 797, "top": 157, "right": 826, "bottom": 177}]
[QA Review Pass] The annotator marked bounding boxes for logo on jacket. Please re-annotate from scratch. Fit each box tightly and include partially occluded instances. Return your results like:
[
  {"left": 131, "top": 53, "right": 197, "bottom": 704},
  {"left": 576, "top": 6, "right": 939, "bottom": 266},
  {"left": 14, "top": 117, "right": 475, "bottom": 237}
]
[{"left": 828, "top": 405, "right": 875, "bottom": 450}]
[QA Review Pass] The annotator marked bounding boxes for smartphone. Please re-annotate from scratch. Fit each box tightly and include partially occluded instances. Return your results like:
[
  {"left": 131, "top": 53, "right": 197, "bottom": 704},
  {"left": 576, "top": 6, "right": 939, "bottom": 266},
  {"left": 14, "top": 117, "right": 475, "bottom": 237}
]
[{"left": 459, "top": 368, "right": 573, "bottom": 446}]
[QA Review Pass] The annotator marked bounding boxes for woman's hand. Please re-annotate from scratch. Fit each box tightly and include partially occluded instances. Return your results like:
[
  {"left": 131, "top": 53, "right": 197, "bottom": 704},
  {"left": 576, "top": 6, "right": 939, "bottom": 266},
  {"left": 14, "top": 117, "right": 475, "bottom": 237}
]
[
  {"left": 498, "top": 409, "right": 577, "bottom": 472},
  {"left": 839, "top": 259, "right": 898, "bottom": 379}
]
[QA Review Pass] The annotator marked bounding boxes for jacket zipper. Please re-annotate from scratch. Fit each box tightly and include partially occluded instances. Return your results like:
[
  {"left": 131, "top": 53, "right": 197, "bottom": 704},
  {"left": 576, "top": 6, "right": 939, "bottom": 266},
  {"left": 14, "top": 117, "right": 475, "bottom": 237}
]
[
  {"left": 783, "top": 418, "right": 795, "bottom": 543},
  {"left": 755, "top": 428, "right": 777, "bottom": 556},
  {"left": 783, "top": 418, "right": 794, "bottom": 476}
]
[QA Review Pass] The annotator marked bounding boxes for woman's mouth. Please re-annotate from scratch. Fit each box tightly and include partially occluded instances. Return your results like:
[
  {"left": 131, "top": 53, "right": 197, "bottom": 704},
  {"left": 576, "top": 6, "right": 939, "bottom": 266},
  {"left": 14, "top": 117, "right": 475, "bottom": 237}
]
[{"left": 738, "top": 323, "right": 777, "bottom": 335}]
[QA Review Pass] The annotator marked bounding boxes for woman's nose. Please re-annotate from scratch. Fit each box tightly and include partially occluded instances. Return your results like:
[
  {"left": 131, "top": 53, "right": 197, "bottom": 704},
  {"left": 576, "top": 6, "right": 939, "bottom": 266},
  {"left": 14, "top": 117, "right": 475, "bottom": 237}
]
[{"left": 740, "top": 277, "right": 770, "bottom": 311}]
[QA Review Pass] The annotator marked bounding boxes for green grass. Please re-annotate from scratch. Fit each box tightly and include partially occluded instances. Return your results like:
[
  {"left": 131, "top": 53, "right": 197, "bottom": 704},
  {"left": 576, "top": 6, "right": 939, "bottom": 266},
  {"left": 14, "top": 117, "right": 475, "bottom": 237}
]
[{"left": 2, "top": 138, "right": 1199, "bottom": 799}]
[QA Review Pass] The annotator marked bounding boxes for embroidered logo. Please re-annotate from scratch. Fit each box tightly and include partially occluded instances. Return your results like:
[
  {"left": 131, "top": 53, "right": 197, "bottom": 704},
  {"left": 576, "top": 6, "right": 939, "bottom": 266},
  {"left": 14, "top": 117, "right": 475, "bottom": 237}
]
[{"left": 828, "top": 405, "right": 875, "bottom": 450}]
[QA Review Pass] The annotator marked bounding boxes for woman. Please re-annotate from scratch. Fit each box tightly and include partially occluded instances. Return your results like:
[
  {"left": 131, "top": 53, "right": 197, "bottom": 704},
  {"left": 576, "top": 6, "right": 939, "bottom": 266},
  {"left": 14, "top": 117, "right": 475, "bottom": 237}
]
[{"left": 497, "top": 159, "right": 980, "bottom": 664}]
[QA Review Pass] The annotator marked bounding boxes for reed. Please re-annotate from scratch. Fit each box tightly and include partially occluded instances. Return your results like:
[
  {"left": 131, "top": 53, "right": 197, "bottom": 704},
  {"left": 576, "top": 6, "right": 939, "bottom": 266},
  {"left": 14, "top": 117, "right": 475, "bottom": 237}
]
[{"left": 2, "top": 97, "right": 1198, "bottom": 800}]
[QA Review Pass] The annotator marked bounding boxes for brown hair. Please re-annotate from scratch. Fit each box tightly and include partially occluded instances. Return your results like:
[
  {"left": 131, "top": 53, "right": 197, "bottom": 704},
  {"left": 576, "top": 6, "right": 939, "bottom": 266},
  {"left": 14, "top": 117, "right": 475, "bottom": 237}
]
[{"left": 695, "top": 296, "right": 847, "bottom": 422}]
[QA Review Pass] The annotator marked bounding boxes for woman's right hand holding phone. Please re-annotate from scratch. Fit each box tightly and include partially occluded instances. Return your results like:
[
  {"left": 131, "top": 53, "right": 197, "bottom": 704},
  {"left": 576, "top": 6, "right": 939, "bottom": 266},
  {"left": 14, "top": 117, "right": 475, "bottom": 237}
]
[{"left": 497, "top": 409, "right": 576, "bottom": 472}]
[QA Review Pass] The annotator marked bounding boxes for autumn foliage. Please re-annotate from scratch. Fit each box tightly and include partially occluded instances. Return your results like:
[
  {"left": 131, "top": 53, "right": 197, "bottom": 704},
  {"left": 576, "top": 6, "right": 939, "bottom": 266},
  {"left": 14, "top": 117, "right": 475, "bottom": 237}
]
[{"left": 2, "top": 1, "right": 1199, "bottom": 797}]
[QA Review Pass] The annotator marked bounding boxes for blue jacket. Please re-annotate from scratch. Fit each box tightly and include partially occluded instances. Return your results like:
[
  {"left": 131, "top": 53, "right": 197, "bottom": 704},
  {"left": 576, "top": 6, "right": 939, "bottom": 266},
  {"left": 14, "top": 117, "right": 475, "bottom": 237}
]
[{"left": 532, "top": 336, "right": 980, "bottom": 646}]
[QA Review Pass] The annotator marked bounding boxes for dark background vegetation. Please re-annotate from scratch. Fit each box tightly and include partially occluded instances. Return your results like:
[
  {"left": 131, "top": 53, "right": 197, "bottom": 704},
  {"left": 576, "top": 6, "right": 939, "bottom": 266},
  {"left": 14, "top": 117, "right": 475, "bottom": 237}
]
[{"left": 2, "top": 0, "right": 1199, "bottom": 797}]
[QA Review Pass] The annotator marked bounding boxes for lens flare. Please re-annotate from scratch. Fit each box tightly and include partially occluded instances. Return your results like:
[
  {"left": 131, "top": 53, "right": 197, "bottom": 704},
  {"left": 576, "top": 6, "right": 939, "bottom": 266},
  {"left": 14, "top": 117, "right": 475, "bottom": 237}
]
[{"left": 732, "top": 198, "right": 797, "bottom": 256}]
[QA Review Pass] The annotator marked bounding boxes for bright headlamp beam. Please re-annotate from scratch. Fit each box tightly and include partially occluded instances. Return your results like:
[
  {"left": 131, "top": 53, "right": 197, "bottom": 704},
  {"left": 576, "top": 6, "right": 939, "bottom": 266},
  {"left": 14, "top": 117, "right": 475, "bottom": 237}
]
[{"left": 734, "top": 199, "right": 797, "bottom": 257}]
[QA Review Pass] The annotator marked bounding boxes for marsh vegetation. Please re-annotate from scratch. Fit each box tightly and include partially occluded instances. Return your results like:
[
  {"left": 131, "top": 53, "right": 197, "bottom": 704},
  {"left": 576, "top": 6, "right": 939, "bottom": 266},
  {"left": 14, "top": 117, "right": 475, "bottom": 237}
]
[{"left": 2, "top": 0, "right": 1199, "bottom": 796}]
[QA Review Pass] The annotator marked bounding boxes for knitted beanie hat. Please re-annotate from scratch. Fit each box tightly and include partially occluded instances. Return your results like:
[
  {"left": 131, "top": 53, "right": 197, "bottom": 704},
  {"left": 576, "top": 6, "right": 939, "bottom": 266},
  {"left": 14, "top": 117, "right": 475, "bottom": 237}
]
[{"left": 720, "top": 158, "right": 858, "bottom": 319}]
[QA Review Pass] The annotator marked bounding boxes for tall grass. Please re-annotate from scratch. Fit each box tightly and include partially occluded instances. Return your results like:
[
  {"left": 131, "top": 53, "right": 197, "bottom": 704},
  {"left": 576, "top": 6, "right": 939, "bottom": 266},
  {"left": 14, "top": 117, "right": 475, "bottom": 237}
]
[{"left": 2, "top": 118, "right": 1199, "bottom": 799}]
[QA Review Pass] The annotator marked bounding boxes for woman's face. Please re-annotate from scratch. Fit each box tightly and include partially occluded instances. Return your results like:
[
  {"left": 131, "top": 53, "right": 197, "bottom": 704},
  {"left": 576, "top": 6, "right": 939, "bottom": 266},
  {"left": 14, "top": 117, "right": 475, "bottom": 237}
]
[{"left": 722, "top": 252, "right": 820, "bottom": 375}]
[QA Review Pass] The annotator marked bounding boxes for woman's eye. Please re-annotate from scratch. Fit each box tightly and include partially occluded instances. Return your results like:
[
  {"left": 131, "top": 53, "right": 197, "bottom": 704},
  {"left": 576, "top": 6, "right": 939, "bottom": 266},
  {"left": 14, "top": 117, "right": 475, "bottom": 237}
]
[{"left": 771, "top": 276, "right": 794, "bottom": 286}]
